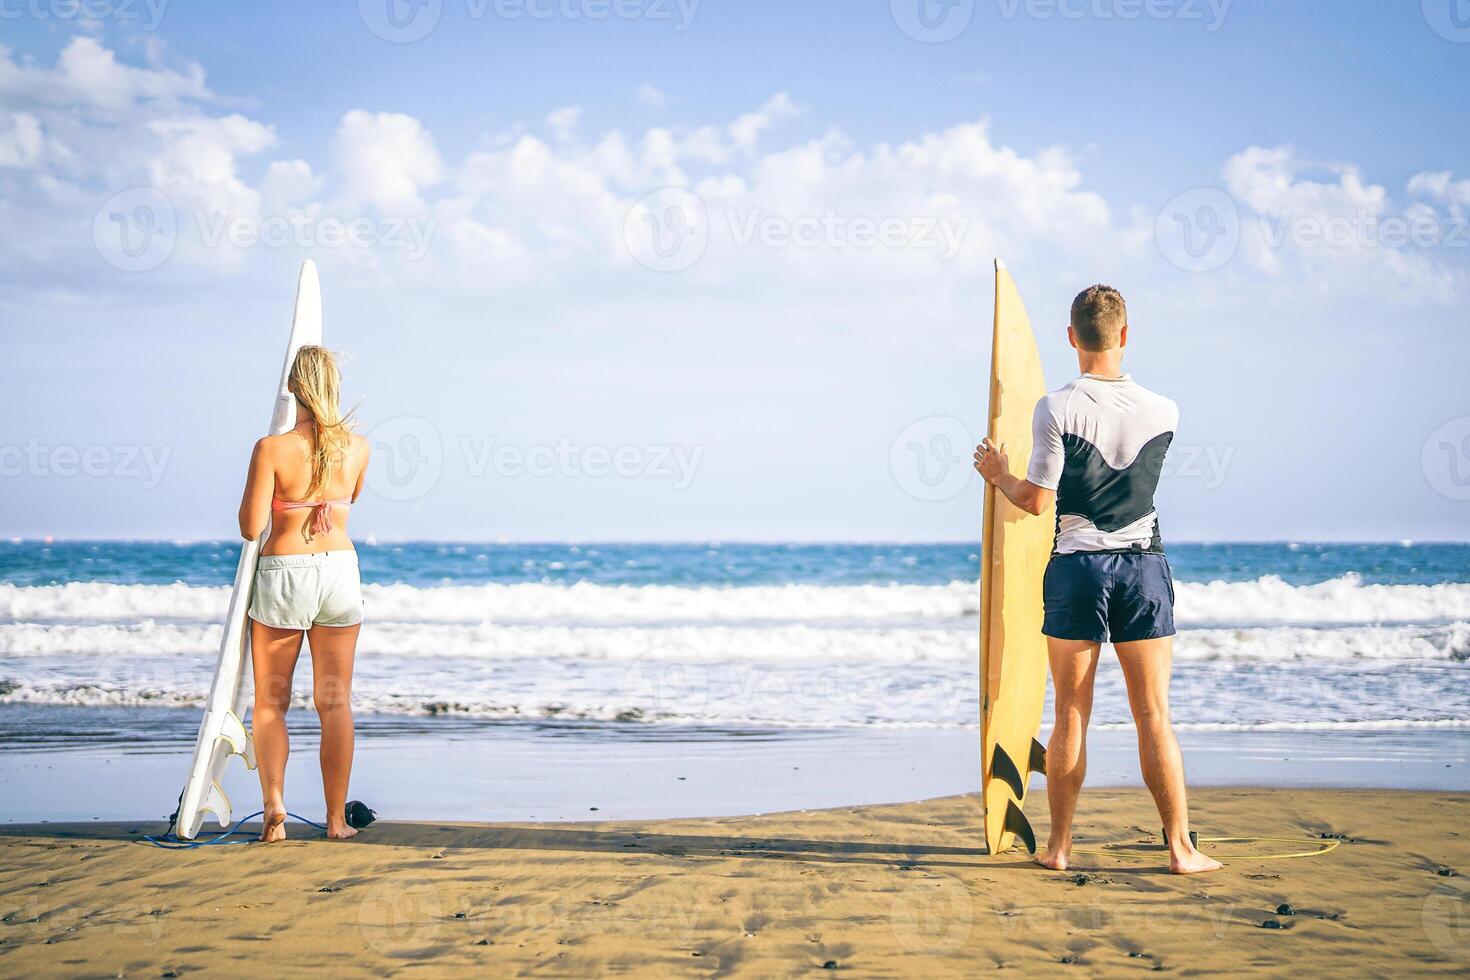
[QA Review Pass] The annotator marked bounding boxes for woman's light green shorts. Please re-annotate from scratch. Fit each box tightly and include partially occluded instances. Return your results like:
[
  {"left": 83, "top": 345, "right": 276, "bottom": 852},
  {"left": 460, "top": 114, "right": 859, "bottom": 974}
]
[{"left": 248, "top": 550, "right": 364, "bottom": 630}]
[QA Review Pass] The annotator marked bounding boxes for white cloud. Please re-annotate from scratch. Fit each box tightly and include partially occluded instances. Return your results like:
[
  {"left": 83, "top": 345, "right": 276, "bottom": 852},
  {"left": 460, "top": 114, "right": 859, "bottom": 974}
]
[
  {"left": 1221, "top": 145, "right": 1460, "bottom": 301},
  {"left": 635, "top": 83, "right": 666, "bottom": 110},
  {"left": 0, "top": 112, "right": 43, "bottom": 168},
  {"left": 546, "top": 106, "right": 581, "bottom": 143},
  {"left": 1408, "top": 170, "right": 1470, "bottom": 210},
  {"left": 0, "top": 36, "right": 1463, "bottom": 317},
  {"left": 334, "top": 109, "right": 443, "bottom": 213},
  {"left": 729, "top": 93, "right": 799, "bottom": 152},
  {"left": 261, "top": 159, "right": 322, "bottom": 213},
  {"left": 0, "top": 36, "right": 212, "bottom": 113}
]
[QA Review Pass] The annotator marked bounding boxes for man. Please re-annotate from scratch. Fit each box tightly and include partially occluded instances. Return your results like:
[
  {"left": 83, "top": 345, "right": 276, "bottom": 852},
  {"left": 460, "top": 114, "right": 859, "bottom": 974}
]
[{"left": 973, "top": 284, "right": 1221, "bottom": 875}]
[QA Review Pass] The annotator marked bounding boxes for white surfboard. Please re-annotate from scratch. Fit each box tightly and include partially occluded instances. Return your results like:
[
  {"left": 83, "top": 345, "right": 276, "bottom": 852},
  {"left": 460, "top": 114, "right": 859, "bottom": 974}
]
[{"left": 173, "top": 260, "right": 323, "bottom": 839}]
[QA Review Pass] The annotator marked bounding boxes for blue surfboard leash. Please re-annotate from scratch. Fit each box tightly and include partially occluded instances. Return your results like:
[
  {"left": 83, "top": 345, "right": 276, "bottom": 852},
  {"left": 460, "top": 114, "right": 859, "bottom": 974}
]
[{"left": 144, "top": 810, "right": 328, "bottom": 849}]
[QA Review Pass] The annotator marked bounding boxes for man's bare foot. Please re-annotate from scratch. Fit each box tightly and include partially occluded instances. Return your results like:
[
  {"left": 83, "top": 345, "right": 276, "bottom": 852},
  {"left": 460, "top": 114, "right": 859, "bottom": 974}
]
[
  {"left": 1034, "top": 834, "right": 1071, "bottom": 870},
  {"left": 1034, "top": 849, "right": 1070, "bottom": 870},
  {"left": 1170, "top": 847, "right": 1223, "bottom": 875},
  {"left": 325, "top": 821, "right": 359, "bottom": 840},
  {"left": 260, "top": 806, "right": 287, "bottom": 843}
]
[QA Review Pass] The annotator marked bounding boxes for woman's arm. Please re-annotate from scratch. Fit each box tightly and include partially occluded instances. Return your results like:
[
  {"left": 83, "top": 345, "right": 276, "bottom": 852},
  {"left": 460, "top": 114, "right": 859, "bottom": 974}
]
[
  {"left": 238, "top": 438, "right": 274, "bottom": 540},
  {"left": 350, "top": 436, "right": 371, "bottom": 503}
]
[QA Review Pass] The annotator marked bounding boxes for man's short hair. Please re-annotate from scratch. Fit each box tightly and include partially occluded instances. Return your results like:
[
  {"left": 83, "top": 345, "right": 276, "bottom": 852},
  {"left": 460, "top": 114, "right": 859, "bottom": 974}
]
[{"left": 1070, "top": 284, "right": 1127, "bottom": 351}]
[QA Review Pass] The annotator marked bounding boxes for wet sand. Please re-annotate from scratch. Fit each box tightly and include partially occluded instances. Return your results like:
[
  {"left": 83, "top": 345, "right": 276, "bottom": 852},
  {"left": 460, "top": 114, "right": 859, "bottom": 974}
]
[{"left": 1, "top": 787, "right": 1467, "bottom": 976}]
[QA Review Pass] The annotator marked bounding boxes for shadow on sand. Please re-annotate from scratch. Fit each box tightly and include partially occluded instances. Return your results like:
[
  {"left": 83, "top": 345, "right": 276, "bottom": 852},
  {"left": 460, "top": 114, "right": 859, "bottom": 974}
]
[{"left": 0, "top": 819, "right": 1069, "bottom": 870}]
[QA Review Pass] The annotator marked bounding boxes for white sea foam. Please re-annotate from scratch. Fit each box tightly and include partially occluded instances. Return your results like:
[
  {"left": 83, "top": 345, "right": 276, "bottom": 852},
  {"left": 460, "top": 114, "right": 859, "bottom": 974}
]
[
  {"left": 4, "top": 573, "right": 1466, "bottom": 731},
  {"left": 3, "top": 574, "right": 1468, "bottom": 628},
  {"left": 2, "top": 621, "right": 1467, "bottom": 665},
  {"left": 1100, "top": 718, "right": 1470, "bottom": 732}
]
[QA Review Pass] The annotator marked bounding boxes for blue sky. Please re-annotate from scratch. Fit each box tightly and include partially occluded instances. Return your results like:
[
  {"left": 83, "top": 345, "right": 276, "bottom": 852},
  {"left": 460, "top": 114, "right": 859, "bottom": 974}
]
[{"left": 1, "top": 0, "right": 1468, "bottom": 541}]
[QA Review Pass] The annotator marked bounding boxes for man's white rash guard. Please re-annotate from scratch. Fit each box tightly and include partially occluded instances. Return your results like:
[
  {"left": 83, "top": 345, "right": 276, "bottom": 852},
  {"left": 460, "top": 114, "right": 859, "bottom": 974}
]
[{"left": 1025, "top": 374, "right": 1178, "bottom": 555}]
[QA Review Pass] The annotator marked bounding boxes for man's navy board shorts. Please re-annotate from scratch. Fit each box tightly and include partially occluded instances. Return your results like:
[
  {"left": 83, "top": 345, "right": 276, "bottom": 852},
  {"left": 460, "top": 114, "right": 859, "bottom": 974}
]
[{"left": 1041, "top": 552, "right": 1176, "bottom": 644}]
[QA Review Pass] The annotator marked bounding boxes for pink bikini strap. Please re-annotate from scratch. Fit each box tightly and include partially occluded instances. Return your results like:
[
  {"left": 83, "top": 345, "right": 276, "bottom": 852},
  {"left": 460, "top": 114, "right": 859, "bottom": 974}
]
[{"left": 271, "top": 497, "right": 351, "bottom": 536}]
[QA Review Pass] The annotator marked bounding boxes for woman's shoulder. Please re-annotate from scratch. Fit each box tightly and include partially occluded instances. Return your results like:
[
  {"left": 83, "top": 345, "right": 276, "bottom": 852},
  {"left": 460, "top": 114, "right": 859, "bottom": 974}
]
[{"left": 256, "top": 429, "right": 308, "bottom": 453}]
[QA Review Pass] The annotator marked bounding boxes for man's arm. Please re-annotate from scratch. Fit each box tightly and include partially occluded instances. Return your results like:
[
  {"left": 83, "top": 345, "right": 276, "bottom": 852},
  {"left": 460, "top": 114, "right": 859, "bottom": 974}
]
[{"left": 974, "top": 438, "right": 1055, "bottom": 516}]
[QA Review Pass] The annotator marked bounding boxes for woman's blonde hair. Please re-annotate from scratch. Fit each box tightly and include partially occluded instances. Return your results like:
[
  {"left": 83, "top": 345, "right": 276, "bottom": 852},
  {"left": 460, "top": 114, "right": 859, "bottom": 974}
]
[{"left": 287, "top": 345, "right": 354, "bottom": 499}]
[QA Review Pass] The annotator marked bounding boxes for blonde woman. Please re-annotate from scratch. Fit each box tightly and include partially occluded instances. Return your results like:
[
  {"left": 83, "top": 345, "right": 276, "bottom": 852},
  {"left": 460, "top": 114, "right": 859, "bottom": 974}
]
[{"left": 238, "top": 346, "right": 370, "bottom": 842}]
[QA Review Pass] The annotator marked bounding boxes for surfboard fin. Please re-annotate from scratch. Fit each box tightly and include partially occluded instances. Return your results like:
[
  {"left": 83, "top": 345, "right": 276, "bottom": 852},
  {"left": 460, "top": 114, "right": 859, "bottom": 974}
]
[
  {"left": 991, "top": 743, "right": 1026, "bottom": 799},
  {"left": 1004, "top": 799, "right": 1037, "bottom": 854},
  {"left": 216, "top": 711, "right": 257, "bottom": 771},
  {"left": 1029, "top": 738, "right": 1047, "bottom": 777},
  {"left": 200, "top": 781, "right": 233, "bottom": 828}
]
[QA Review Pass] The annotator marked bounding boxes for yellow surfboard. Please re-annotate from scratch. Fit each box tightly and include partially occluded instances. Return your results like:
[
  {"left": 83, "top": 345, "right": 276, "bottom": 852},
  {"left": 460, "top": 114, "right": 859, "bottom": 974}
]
[{"left": 979, "top": 259, "right": 1056, "bottom": 855}]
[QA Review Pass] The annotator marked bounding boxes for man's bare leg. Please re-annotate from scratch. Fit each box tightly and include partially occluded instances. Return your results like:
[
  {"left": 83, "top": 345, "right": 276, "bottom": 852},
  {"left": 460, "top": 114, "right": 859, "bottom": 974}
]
[
  {"left": 1036, "top": 638, "right": 1101, "bottom": 870},
  {"left": 1115, "top": 636, "right": 1222, "bottom": 874}
]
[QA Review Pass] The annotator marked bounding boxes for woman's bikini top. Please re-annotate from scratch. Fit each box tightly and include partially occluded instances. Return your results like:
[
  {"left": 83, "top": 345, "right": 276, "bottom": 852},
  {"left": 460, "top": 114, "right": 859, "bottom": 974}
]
[{"left": 272, "top": 496, "right": 351, "bottom": 536}]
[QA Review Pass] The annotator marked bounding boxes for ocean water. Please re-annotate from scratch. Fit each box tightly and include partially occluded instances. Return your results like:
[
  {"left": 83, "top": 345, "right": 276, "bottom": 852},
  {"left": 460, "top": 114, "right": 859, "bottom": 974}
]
[{"left": 1, "top": 541, "right": 1467, "bottom": 742}]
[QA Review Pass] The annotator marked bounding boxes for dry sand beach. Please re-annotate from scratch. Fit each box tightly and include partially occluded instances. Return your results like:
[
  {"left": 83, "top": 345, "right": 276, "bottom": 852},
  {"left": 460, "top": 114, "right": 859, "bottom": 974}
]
[{"left": 2, "top": 787, "right": 1467, "bottom": 977}]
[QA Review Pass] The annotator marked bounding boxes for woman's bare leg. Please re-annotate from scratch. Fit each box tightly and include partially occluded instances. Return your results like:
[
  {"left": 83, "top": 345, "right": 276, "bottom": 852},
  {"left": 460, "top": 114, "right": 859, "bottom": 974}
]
[
  {"left": 1037, "top": 638, "right": 1101, "bottom": 870},
  {"left": 307, "top": 622, "right": 360, "bottom": 839},
  {"left": 1115, "top": 636, "right": 1222, "bottom": 875},
  {"left": 250, "top": 620, "right": 304, "bottom": 842}
]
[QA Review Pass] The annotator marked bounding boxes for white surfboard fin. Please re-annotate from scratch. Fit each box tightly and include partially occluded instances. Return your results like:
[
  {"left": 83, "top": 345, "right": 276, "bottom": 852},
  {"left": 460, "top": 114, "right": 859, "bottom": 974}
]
[
  {"left": 217, "top": 710, "right": 257, "bottom": 770},
  {"left": 200, "top": 781, "right": 233, "bottom": 828}
]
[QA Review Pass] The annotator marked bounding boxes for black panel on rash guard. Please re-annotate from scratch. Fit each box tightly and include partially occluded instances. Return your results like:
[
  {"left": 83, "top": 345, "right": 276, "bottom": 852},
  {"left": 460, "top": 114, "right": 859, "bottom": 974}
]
[
  {"left": 1025, "top": 374, "right": 1178, "bottom": 554},
  {"left": 1056, "top": 431, "right": 1173, "bottom": 537}
]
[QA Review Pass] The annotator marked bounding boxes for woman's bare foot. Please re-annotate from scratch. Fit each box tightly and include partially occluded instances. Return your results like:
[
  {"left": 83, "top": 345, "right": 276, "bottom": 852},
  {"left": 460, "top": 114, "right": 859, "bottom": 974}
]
[
  {"left": 1170, "top": 847, "right": 1223, "bottom": 875},
  {"left": 325, "top": 820, "right": 359, "bottom": 840},
  {"left": 1034, "top": 834, "right": 1071, "bottom": 870},
  {"left": 260, "top": 805, "right": 287, "bottom": 843}
]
